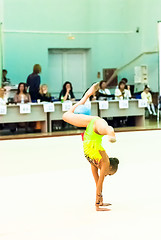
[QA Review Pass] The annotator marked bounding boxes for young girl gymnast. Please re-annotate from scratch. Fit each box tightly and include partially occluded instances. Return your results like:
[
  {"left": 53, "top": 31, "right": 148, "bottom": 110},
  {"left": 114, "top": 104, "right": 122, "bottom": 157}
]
[{"left": 63, "top": 83, "right": 119, "bottom": 211}]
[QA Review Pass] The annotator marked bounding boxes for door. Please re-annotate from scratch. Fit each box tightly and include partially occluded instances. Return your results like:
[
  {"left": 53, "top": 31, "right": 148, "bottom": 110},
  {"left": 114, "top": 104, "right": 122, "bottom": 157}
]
[{"left": 48, "top": 49, "right": 87, "bottom": 99}]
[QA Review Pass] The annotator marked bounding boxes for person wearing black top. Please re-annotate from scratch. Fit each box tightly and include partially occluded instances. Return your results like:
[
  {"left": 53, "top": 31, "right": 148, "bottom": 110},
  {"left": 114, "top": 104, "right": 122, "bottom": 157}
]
[
  {"left": 96, "top": 80, "right": 114, "bottom": 100},
  {"left": 2, "top": 69, "right": 11, "bottom": 87},
  {"left": 59, "top": 81, "right": 75, "bottom": 101},
  {"left": 26, "top": 64, "right": 41, "bottom": 102},
  {"left": 37, "top": 84, "right": 51, "bottom": 102}
]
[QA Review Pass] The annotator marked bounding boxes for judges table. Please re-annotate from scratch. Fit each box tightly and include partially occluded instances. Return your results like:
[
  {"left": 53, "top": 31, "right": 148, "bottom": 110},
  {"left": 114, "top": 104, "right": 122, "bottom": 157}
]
[
  {"left": 0, "top": 104, "right": 48, "bottom": 133},
  {"left": 48, "top": 101, "right": 98, "bottom": 132},
  {"left": 98, "top": 100, "right": 145, "bottom": 126},
  {"left": 0, "top": 100, "right": 145, "bottom": 133}
]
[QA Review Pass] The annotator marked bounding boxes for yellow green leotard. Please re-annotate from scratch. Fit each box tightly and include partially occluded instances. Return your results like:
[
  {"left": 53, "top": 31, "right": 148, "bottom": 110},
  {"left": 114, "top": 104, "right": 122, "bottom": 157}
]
[{"left": 83, "top": 117, "right": 105, "bottom": 166}]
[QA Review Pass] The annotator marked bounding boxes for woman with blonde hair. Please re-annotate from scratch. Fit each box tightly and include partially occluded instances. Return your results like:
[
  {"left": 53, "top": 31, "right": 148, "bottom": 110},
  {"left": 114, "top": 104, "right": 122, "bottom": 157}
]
[
  {"left": 0, "top": 88, "right": 7, "bottom": 104},
  {"left": 26, "top": 64, "right": 41, "bottom": 102},
  {"left": 37, "top": 84, "right": 51, "bottom": 102}
]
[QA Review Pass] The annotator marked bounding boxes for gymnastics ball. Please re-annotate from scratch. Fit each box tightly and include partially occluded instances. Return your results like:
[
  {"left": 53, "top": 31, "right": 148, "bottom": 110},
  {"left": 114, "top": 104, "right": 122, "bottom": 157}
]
[{"left": 74, "top": 105, "right": 91, "bottom": 115}]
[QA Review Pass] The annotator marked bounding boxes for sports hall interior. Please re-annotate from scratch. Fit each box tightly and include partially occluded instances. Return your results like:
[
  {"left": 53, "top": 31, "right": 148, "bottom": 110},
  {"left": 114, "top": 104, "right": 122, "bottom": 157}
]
[
  {"left": 0, "top": 0, "right": 161, "bottom": 139},
  {"left": 0, "top": 2, "right": 161, "bottom": 240}
]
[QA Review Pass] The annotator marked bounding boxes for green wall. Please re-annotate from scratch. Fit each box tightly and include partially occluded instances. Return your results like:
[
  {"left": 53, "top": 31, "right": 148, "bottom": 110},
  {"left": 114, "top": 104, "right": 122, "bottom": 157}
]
[
  {"left": 120, "top": 0, "right": 160, "bottom": 92},
  {"left": 2, "top": 0, "right": 161, "bottom": 93}
]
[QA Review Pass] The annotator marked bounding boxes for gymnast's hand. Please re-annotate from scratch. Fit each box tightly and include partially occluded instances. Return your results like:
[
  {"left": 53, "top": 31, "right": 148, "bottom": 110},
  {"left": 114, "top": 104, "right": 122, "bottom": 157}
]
[{"left": 86, "top": 82, "right": 100, "bottom": 97}]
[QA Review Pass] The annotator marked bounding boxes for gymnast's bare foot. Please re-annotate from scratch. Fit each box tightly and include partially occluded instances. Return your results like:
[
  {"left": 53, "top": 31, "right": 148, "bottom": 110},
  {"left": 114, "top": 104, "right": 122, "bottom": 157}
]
[
  {"left": 99, "top": 203, "right": 112, "bottom": 206},
  {"left": 96, "top": 206, "right": 111, "bottom": 211},
  {"left": 86, "top": 82, "right": 100, "bottom": 97},
  {"left": 99, "top": 195, "right": 112, "bottom": 207}
]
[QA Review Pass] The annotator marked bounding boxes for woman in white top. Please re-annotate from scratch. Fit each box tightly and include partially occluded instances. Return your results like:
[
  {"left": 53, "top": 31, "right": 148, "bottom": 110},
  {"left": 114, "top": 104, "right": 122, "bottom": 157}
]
[
  {"left": 0, "top": 88, "right": 7, "bottom": 104},
  {"left": 98, "top": 80, "right": 111, "bottom": 100},
  {"left": 115, "top": 81, "right": 131, "bottom": 100},
  {"left": 141, "top": 86, "right": 156, "bottom": 115},
  {"left": 0, "top": 88, "right": 7, "bottom": 130}
]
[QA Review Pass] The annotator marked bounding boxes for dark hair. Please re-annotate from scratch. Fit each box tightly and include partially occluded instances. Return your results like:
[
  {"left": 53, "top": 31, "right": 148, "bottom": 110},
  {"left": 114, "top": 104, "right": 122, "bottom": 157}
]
[
  {"left": 99, "top": 80, "right": 107, "bottom": 89},
  {"left": 2, "top": 69, "right": 7, "bottom": 74},
  {"left": 17, "top": 82, "right": 27, "bottom": 95},
  {"left": 144, "top": 86, "right": 150, "bottom": 91},
  {"left": 24, "top": 83, "right": 28, "bottom": 90},
  {"left": 59, "top": 81, "right": 75, "bottom": 100},
  {"left": 121, "top": 78, "right": 128, "bottom": 83},
  {"left": 63, "top": 81, "right": 73, "bottom": 93},
  {"left": 118, "top": 80, "right": 126, "bottom": 89},
  {"left": 2, "top": 69, "right": 8, "bottom": 82},
  {"left": 109, "top": 157, "right": 119, "bottom": 172}
]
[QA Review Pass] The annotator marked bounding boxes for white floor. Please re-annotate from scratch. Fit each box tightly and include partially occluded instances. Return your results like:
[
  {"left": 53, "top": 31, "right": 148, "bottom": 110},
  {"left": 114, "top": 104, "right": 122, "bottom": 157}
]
[{"left": 0, "top": 130, "right": 161, "bottom": 240}]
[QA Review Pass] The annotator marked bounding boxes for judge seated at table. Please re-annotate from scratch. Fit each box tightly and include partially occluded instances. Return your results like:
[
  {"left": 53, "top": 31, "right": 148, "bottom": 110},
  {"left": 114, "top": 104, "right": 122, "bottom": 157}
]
[
  {"left": 37, "top": 84, "right": 52, "bottom": 102},
  {"left": 0, "top": 88, "right": 7, "bottom": 105},
  {"left": 97, "top": 80, "right": 113, "bottom": 100},
  {"left": 14, "top": 82, "right": 31, "bottom": 103},
  {"left": 115, "top": 80, "right": 131, "bottom": 100},
  {"left": 10, "top": 83, "right": 31, "bottom": 133},
  {"left": 59, "top": 81, "right": 75, "bottom": 102}
]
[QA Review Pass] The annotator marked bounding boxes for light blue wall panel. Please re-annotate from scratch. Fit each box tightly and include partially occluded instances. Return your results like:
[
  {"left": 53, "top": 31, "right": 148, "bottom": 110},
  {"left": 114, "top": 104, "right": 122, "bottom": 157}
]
[{"left": 2, "top": 0, "right": 160, "bottom": 92}]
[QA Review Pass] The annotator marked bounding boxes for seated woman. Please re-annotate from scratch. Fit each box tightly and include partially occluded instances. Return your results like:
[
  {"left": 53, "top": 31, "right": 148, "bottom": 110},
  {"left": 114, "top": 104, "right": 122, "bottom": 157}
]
[
  {"left": 37, "top": 84, "right": 51, "bottom": 102},
  {"left": 11, "top": 83, "right": 31, "bottom": 133},
  {"left": 0, "top": 88, "right": 7, "bottom": 104},
  {"left": 59, "top": 81, "right": 75, "bottom": 101},
  {"left": 57, "top": 81, "right": 75, "bottom": 130},
  {"left": 114, "top": 80, "right": 131, "bottom": 127},
  {"left": 0, "top": 88, "right": 7, "bottom": 130},
  {"left": 97, "top": 80, "right": 111, "bottom": 100},
  {"left": 141, "top": 86, "right": 156, "bottom": 115},
  {"left": 14, "top": 82, "right": 31, "bottom": 103},
  {"left": 159, "top": 95, "right": 161, "bottom": 111},
  {"left": 115, "top": 80, "right": 131, "bottom": 100}
]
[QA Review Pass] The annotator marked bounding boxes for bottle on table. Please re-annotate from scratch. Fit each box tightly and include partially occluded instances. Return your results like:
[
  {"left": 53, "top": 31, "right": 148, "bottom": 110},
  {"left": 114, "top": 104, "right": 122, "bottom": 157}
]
[
  {"left": 21, "top": 95, "right": 24, "bottom": 104},
  {"left": 61, "top": 96, "right": 64, "bottom": 103}
]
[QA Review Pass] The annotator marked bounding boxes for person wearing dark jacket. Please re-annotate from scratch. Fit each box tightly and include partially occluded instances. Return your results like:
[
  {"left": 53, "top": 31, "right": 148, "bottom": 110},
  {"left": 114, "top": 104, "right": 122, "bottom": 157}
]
[
  {"left": 37, "top": 84, "right": 51, "bottom": 102},
  {"left": 26, "top": 64, "right": 41, "bottom": 102},
  {"left": 59, "top": 81, "right": 75, "bottom": 101}
]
